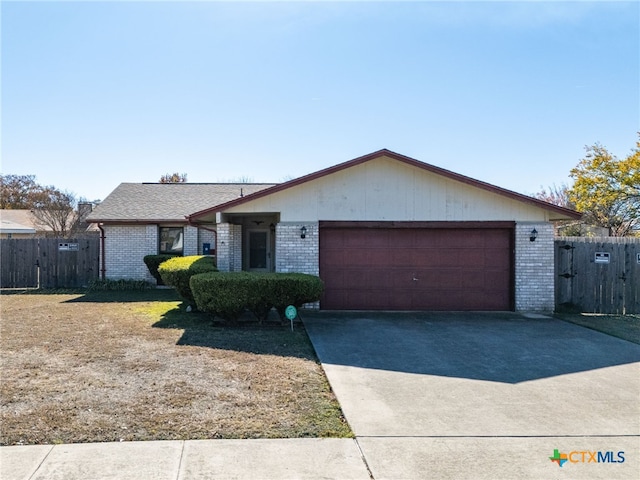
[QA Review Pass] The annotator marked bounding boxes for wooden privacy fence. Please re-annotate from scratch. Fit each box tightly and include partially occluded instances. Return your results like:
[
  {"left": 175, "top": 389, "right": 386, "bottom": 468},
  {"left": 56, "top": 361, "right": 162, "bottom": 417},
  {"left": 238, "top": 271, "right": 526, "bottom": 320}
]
[
  {"left": 0, "top": 237, "right": 100, "bottom": 289},
  {"left": 555, "top": 237, "right": 640, "bottom": 314}
]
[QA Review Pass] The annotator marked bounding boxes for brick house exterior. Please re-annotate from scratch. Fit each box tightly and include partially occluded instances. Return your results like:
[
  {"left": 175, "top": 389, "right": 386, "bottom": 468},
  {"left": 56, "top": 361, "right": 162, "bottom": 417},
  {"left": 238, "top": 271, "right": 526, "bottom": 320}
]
[{"left": 88, "top": 150, "right": 580, "bottom": 312}]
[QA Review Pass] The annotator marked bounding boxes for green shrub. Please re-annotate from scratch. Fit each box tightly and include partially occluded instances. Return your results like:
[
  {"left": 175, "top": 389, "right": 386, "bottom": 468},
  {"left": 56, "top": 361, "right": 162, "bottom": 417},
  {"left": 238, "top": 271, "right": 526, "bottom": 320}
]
[
  {"left": 191, "top": 272, "right": 252, "bottom": 321},
  {"left": 88, "top": 279, "right": 153, "bottom": 291},
  {"left": 190, "top": 272, "right": 324, "bottom": 322},
  {"left": 267, "top": 273, "right": 325, "bottom": 318},
  {"left": 158, "top": 256, "right": 218, "bottom": 306},
  {"left": 143, "top": 254, "right": 178, "bottom": 284},
  {"left": 245, "top": 275, "right": 274, "bottom": 322}
]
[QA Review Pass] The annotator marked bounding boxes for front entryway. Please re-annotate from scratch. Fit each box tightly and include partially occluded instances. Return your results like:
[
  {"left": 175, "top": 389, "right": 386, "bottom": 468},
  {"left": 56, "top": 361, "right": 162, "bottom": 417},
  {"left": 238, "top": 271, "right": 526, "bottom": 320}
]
[{"left": 246, "top": 229, "right": 273, "bottom": 272}]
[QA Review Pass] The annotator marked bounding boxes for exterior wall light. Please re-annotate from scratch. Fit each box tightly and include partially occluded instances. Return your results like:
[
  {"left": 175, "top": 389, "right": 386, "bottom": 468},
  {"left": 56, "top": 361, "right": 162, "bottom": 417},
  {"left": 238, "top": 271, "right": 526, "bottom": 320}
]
[
  {"left": 530, "top": 228, "right": 538, "bottom": 242},
  {"left": 300, "top": 226, "right": 307, "bottom": 239}
]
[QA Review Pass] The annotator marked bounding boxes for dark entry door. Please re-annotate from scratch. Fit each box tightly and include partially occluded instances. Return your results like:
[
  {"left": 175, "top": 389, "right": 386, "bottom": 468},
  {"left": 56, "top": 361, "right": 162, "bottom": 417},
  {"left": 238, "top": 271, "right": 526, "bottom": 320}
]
[{"left": 247, "top": 230, "right": 270, "bottom": 272}]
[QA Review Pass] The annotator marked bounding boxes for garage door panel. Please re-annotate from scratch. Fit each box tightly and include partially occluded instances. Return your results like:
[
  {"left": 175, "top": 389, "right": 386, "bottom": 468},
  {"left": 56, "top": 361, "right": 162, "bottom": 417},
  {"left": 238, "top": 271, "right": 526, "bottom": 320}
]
[
  {"left": 458, "top": 249, "right": 486, "bottom": 267},
  {"left": 461, "top": 271, "right": 486, "bottom": 288},
  {"left": 484, "top": 249, "right": 510, "bottom": 267},
  {"left": 322, "top": 289, "right": 345, "bottom": 309},
  {"left": 345, "top": 230, "right": 387, "bottom": 248},
  {"left": 321, "top": 249, "right": 344, "bottom": 266},
  {"left": 412, "top": 290, "right": 463, "bottom": 310},
  {"left": 342, "top": 270, "right": 369, "bottom": 287},
  {"left": 347, "top": 250, "right": 386, "bottom": 266},
  {"left": 322, "top": 270, "right": 345, "bottom": 288},
  {"left": 483, "top": 270, "right": 511, "bottom": 289},
  {"left": 388, "top": 270, "right": 412, "bottom": 288},
  {"left": 321, "top": 230, "right": 344, "bottom": 248},
  {"left": 390, "top": 249, "right": 417, "bottom": 266},
  {"left": 320, "top": 226, "right": 513, "bottom": 311},
  {"left": 484, "top": 230, "right": 512, "bottom": 248}
]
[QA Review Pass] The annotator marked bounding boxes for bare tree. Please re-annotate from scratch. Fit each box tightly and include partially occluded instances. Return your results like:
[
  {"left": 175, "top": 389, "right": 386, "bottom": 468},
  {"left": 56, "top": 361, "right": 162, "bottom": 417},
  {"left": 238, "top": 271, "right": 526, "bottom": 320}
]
[{"left": 30, "top": 188, "right": 80, "bottom": 238}]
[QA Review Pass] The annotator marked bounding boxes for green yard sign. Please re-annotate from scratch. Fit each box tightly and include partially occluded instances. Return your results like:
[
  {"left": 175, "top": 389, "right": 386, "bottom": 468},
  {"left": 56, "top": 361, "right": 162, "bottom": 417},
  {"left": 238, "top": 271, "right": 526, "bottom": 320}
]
[
  {"left": 285, "top": 305, "right": 297, "bottom": 332},
  {"left": 285, "top": 305, "right": 297, "bottom": 320}
]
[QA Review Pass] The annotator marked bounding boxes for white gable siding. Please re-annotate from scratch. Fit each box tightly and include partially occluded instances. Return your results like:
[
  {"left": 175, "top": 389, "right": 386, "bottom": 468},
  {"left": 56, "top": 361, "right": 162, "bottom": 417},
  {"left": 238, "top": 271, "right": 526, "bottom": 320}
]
[{"left": 223, "top": 156, "right": 548, "bottom": 222}]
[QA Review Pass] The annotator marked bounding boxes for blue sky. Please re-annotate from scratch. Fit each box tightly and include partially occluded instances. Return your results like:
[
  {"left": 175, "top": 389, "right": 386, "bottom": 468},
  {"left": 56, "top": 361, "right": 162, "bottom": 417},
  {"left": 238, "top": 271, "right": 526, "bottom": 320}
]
[{"left": 2, "top": 1, "right": 638, "bottom": 203}]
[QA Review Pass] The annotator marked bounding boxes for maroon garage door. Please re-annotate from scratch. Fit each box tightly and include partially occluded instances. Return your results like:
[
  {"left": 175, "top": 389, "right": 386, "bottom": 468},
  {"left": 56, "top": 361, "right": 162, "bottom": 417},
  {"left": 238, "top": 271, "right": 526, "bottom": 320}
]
[{"left": 319, "top": 223, "right": 514, "bottom": 311}]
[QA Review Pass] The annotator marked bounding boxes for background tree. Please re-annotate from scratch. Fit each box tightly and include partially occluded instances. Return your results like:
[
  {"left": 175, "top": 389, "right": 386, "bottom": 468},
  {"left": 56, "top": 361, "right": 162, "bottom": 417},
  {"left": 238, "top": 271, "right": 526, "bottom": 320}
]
[
  {"left": 159, "top": 172, "right": 187, "bottom": 183},
  {"left": 0, "top": 174, "right": 90, "bottom": 237},
  {"left": 568, "top": 136, "right": 640, "bottom": 236},
  {"left": 534, "top": 183, "right": 583, "bottom": 236},
  {"left": 30, "top": 188, "right": 79, "bottom": 237},
  {"left": 534, "top": 183, "right": 574, "bottom": 209},
  {"left": 0, "top": 174, "right": 44, "bottom": 209}
]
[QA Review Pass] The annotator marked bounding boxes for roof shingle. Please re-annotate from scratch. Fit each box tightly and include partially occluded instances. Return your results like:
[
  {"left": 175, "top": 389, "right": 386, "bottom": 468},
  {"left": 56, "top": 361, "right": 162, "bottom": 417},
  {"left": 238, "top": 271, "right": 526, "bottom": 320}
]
[{"left": 87, "top": 183, "right": 276, "bottom": 223}]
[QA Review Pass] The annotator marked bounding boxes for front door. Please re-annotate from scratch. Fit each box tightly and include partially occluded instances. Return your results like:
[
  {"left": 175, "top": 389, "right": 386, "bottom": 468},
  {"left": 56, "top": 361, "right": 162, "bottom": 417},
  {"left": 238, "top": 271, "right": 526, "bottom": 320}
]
[{"left": 247, "top": 230, "right": 271, "bottom": 272}]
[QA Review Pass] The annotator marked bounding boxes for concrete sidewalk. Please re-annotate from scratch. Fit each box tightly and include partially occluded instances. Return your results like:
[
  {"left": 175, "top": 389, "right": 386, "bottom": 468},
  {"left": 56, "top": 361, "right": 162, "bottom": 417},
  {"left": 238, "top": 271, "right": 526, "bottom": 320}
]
[{"left": 0, "top": 438, "right": 371, "bottom": 480}]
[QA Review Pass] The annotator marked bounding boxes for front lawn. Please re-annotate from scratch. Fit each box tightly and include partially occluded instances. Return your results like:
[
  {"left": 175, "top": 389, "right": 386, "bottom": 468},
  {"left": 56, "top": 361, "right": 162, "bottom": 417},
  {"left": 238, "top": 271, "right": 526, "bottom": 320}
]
[{"left": 0, "top": 290, "right": 352, "bottom": 445}]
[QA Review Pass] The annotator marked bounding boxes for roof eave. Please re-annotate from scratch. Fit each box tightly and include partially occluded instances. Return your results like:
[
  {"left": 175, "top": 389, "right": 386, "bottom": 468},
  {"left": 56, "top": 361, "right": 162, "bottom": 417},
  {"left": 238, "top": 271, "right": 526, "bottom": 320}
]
[{"left": 88, "top": 219, "right": 190, "bottom": 224}]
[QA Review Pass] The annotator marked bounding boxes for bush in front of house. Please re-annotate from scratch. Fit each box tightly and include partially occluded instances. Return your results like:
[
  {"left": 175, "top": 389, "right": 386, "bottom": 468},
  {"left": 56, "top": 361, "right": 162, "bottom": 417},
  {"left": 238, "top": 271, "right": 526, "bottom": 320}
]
[
  {"left": 267, "top": 273, "right": 325, "bottom": 318},
  {"left": 190, "top": 272, "right": 324, "bottom": 322},
  {"left": 143, "top": 254, "right": 178, "bottom": 284},
  {"left": 158, "top": 255, "right": 218, "bottom": 306},
  {"left": 190, "top": 272, "right": 253, "bottom": 321}
]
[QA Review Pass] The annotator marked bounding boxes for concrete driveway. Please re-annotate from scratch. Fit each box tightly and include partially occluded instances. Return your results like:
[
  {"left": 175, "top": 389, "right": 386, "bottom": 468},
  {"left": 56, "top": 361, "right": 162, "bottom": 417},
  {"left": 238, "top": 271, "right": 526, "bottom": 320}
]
[{"left": 303, "top": 312, "right": 640, "bottom": 479}]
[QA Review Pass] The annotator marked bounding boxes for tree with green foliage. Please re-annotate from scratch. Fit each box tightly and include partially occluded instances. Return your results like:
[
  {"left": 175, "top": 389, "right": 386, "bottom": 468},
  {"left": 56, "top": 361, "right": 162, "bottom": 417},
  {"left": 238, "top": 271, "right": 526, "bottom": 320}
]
[{"left": 568, "top": 137, "right": 639, "bottom": 236}]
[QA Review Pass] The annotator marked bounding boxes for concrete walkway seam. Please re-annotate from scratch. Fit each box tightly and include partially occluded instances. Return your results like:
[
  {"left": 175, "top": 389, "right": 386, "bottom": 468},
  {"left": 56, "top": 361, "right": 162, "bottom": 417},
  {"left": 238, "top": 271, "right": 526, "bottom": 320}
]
[
  {"left": 353, "top": 438, "right": 375, "bottom": 480},
  {"left": 28, "top": 444, "right": 53, "bottom": 480}
]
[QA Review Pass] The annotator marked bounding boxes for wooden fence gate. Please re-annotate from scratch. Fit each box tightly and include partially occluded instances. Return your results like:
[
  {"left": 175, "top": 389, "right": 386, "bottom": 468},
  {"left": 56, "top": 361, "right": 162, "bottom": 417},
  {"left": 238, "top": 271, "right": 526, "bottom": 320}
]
[
  {"left": 0, "top": 237, "right": 100, "bottom": 289},
  {"left": 555, "top": 237, "right": 640, "bottom": 314}
]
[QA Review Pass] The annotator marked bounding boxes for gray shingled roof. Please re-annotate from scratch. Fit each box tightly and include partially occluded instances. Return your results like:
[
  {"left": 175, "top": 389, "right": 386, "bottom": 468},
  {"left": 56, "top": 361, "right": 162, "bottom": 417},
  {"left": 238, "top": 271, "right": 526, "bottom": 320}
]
[{"left": 86, "top": 183, "right": 276, "bottom": 222}]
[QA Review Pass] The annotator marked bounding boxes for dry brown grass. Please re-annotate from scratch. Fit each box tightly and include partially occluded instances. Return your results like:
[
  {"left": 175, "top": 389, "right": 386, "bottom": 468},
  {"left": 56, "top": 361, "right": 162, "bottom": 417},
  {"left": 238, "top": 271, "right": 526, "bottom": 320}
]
[{"left": 0, "top": 290, "right": 351, "bottom": 445}]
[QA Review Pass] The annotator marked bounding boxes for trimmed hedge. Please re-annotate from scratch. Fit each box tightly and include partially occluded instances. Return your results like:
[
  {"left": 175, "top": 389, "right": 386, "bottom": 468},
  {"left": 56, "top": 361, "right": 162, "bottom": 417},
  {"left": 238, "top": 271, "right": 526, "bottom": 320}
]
[
  {"left": 190, "top": 272, "right": 253, "bottom": 321},
  {"left": 266, "top": 273, "right": 325, "bottom": 318},
  {"left": 191, "top": 272, "right": 324, "bottom": 322},
  {"left": 143, "top": 254, "right": 178, "bottom": 284},
  {"left": 158, "top": 255, "right": 218, "bottom": 306}
]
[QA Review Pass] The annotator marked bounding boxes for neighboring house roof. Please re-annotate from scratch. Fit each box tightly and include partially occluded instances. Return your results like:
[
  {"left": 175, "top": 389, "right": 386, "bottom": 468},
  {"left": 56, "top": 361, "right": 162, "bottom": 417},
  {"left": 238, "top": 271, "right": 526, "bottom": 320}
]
[
  {"left": 0, "top": 208, "right": 97, "bottom": 235},
  {"left": 188, "top": 149, "right": 582, "bottom": 222},
  {"left": 87, "top": 183, "right": 276, "bottom": 223},
  {"left": 0, "top": 209, "right": 49, "bottom": 233},
  {"left": 0, "top": 218, "right": 37, "bottom": 235}
]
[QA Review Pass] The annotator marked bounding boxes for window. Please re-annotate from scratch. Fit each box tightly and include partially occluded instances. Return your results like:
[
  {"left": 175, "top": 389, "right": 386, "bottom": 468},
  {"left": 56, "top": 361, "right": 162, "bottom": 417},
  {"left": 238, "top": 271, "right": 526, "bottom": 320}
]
[{"left": 159, "top": 227, "right": 184, "bottom": 255}]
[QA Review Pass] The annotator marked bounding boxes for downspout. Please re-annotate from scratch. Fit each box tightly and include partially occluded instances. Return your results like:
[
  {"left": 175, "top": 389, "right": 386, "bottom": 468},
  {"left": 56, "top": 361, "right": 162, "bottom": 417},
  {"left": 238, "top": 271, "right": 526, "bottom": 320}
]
[{"left": 97, "top": 223, "right": 106, "bottom": 280}]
